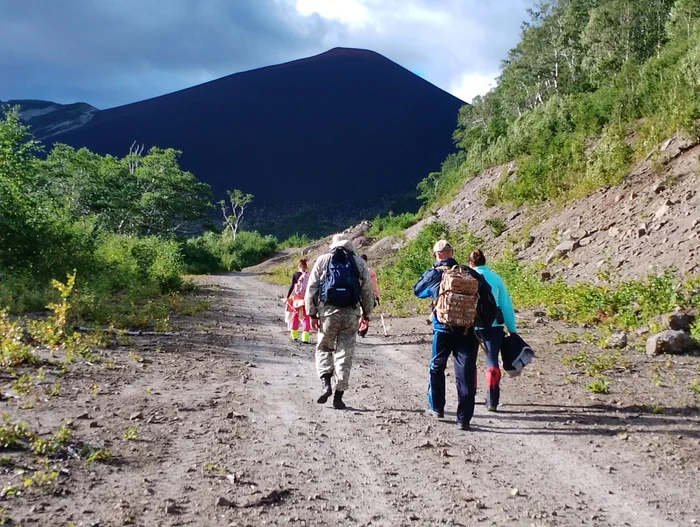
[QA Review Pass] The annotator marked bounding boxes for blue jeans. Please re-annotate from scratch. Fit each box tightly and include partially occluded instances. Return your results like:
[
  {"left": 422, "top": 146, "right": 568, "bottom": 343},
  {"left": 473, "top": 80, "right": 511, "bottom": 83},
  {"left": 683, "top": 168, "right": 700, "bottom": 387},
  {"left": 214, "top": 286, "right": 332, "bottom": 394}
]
[
  {"left": 428, "top": 328, "right": 479, "bottom": 425},
  {"left": 476, "top": 326, "right": 505, "bottom": 408}
]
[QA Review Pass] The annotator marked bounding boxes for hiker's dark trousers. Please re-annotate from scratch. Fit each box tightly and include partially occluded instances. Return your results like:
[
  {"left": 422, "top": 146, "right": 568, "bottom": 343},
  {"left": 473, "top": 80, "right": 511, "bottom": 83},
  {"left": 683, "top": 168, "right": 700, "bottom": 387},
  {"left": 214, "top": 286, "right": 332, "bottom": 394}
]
[
  {"left": 476, "top": 326, "right": 505, "bottom": 408},
  {"left": 428, "top": 327, "right": 479, "bottom": 425}
]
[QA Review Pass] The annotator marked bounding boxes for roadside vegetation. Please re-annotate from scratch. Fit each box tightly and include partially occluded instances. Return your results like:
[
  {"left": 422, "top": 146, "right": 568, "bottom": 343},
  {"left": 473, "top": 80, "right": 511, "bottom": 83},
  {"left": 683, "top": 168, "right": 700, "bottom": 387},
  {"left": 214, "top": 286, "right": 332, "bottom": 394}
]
[
  {"left": 0, "top": 107, "right": 288, "bottom": 505},
  {"left": 377, "top": 222, "right": 700, "bottom": 330},
  {"left": 0, "top": 107, "right": 280, "bottom": 326}
]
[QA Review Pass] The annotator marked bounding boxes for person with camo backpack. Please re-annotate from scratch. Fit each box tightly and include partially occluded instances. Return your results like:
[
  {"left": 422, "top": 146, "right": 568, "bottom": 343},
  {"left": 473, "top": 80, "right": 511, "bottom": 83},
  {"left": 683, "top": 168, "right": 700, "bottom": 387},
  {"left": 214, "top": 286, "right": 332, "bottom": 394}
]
[
  {"left": 413, "top": 240, "right": 499, "bottom": 430},
  {"left": 305, "top": 234, "right": 374, "bottom": 409}
]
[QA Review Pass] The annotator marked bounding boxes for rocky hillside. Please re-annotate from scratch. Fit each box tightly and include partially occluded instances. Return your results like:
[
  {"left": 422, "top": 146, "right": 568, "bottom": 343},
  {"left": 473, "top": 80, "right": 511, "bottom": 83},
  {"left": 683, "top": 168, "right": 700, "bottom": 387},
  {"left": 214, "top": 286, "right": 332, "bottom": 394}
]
[
  {"left": 277, "top": 133, "right": 699, "bottom": 288},
  {"left": 1, "top": 99, "right": 97, "bottom": 139},
  {"left": 404, "top": 134, "right": 700, "bottom": 284}
]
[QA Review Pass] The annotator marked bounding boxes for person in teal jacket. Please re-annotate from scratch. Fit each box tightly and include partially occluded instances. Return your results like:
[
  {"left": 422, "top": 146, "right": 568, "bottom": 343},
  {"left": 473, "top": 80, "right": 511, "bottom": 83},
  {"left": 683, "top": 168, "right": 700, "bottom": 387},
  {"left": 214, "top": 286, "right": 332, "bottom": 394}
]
[{"left": 469, "top": 249, "right": 517, "bottom": 412}]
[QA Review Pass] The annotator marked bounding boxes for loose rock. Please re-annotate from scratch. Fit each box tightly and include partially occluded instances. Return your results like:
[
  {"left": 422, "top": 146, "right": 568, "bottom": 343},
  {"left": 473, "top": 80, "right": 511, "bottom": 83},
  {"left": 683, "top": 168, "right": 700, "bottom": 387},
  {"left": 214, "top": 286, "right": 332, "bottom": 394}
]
[
  {"left": 662, "top": 311, "right": 695, "bottom": 332},
  {"left": 646, "top": 330, "right": 698, "bottom": 356},
  {"left": 554, "top": 240, "right": 579, "bottom": 256},
  {"left": 216, "top": 497, "right": 236, "bottom": 508},
  {"left": 605, "top": 332, "right": 628, "bottom": 349},
  {"left": 654, "top": 204, "right": 670, "bottom": 219}
]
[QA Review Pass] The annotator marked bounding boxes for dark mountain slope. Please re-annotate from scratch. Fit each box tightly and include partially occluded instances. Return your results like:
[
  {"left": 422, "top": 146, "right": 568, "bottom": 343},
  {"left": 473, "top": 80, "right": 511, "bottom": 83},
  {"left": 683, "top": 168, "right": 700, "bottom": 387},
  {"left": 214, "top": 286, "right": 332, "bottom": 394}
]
[
  {"left": 47, "top": 48, "right": 464, "bottom": 236},
  {"left": 1, "top": 99, "right": 97, "bottom": 139}
]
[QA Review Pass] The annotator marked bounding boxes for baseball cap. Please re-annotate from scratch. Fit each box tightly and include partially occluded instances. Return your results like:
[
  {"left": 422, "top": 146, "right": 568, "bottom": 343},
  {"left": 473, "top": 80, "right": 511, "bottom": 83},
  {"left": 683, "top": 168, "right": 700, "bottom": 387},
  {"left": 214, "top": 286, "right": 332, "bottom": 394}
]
[{"left": 432, "top": 239, "right": 452, "bottom": 253}]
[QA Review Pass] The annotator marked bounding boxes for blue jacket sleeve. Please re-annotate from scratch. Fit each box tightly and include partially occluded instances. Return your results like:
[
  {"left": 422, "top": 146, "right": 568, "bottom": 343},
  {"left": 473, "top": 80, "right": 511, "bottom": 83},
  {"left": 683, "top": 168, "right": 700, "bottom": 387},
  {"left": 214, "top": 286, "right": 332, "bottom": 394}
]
[
  {"left": 497, "top": 277, "right": 517, "bottom": 333},
  {"left": 413, "top": 268, "right": 440, "bottom": 299}
]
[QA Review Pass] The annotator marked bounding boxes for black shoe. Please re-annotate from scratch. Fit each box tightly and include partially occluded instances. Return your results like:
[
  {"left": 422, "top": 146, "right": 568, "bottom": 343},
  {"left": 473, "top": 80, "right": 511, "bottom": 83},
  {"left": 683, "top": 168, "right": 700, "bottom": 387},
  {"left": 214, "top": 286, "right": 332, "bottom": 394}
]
[
  {"left": 317, "top": 374, "right": 332, "bottom": 404},
  {"left": 426, "top": 408, "right": 444, "bottom": 419},
  {"left": 458, "top": 421, "right": 471, "bottom": 431},
  {"left": 333, "top": 390, "right": 346, "bottom": 410}
]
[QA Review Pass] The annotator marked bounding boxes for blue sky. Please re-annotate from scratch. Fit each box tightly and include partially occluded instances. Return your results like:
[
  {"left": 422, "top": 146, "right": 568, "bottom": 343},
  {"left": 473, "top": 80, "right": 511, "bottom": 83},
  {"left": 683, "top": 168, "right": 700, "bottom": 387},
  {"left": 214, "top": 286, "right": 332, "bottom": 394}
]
[{"left": 0, "top": 0, "right": 532, "bottom": 109}]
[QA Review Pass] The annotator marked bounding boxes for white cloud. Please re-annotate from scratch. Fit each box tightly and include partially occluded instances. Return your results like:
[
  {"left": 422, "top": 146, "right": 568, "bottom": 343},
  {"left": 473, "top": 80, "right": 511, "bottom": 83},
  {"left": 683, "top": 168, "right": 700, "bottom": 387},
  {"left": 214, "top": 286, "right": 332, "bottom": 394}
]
[
  {"left": 450, "top": 72, "right": 498, "bottom": 103},
  {"left": 0, "top": 0, "right": 533, "bottom": 106},
  {"left": 292, "top": 0, "right": 531, "bottom": 102},
  {"left": 295, "top": 0, "right": 372, "bottom": 27}
]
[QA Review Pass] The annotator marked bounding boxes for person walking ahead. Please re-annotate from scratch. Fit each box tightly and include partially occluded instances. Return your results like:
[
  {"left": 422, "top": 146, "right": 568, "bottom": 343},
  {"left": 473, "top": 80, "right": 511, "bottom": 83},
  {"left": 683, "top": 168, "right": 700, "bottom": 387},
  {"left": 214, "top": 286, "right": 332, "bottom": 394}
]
[
  {"left": 357, "top": 254, "right": 380, "bottom": 337},
  {"left": 286, "top": 258, "right": 312, "bottom": 343},
  {"left": 413, "top": 240, "right": 498, "bottom": 430},
  {"left": 469, "top": 249, "right": 517, "bottom": 412},
  {"left": 305, "top": 234, "right": 374, "bottom": 409}
]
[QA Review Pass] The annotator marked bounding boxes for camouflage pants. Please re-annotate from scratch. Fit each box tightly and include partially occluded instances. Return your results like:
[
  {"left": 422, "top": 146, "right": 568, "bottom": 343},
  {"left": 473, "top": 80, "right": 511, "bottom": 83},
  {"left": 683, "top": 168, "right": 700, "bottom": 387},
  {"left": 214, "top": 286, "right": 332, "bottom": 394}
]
[{"left": 316, "top": 309, "right": 360, "bottom": 392}]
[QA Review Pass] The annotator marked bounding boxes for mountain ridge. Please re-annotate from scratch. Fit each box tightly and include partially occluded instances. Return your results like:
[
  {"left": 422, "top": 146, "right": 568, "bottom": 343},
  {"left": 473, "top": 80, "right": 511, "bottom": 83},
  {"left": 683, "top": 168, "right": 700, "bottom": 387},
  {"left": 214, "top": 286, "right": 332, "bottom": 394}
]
[
  {"left": 0, "top": 99, "right": 97, "bottom": 139},
  {"left": 41, "top": 47, "right": 465, "bottom": 237}
]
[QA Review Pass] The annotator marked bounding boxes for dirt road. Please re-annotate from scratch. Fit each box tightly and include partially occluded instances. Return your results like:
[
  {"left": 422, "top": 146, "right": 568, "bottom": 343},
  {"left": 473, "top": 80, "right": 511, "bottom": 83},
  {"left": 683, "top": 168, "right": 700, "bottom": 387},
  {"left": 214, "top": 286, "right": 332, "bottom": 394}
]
[{"left": 6, "top": 273, "right": 700, "bottom": 526}]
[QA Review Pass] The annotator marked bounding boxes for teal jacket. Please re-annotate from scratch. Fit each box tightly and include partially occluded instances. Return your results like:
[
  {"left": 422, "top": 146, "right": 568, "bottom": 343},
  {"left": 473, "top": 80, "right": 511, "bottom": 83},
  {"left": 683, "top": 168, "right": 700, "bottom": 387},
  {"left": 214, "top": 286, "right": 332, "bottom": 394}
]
[{"left": 473, "top": 265, "right": 517, "bottom": 333}]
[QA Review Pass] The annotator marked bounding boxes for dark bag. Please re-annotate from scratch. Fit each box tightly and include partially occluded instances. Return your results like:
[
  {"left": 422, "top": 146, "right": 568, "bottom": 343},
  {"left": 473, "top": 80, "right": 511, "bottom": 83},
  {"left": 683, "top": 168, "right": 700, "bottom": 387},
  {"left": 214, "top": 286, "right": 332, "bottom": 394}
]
[
  {"left": 320, "top": 248, "right": 361, "bottom": 307},
  {"left": 467, "top": 267, "right": 499, "bottom": 327},
  {"left": 501, "top": 332, "right": 535, "bottom": 377}
]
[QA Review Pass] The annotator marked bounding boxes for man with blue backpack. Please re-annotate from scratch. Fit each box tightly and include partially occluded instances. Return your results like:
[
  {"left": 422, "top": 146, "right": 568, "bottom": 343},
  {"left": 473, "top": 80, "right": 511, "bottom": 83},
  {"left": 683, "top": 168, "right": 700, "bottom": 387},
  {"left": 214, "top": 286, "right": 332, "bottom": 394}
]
[{"left": 305, "top": 234, "right": 374, "bottom": 409}]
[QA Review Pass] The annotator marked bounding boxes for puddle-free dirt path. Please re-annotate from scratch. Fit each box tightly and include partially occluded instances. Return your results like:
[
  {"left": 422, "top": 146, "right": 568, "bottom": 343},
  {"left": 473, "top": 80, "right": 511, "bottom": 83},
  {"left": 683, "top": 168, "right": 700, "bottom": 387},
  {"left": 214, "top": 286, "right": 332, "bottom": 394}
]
[{"left": 6, "top": 273, "right": 700, "bottom": 526}]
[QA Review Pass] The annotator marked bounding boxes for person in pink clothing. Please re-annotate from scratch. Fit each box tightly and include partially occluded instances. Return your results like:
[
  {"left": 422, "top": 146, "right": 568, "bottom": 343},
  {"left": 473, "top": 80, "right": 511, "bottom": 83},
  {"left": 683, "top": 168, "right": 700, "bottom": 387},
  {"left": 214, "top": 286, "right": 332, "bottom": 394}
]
[
  {"left": 358, "top": 254, "right": 380, "bottom": 337},
  {"left": 287, "top": 258, "right": 312, "bottom": 343}
]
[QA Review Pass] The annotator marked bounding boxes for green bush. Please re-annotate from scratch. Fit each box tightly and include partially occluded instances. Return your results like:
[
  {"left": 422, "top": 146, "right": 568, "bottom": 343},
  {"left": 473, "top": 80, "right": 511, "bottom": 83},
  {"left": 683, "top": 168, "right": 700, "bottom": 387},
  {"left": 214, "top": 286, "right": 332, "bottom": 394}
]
[
  {"left": 226, "top": 231, "right": 278, "bottom": 270},
  {"left": 485, "top": 217, "right": 507, "bottom": 238},
  {"left": 93, "top": 234, "right": 184, "bottom": 293},
  {"left": 491, "top": 252, "right": 688, "bottom": 329},
  {"left": 377, "top": 222, "right": 451, "bottom": 314},
  {"left": 279, "top": 233, "right": 313, "bottom": 249},
  {"left": 366, "top": 212, "right": 419, "bottom": 239},
  {"left": 0, "top": 272, "right": 55, "bottom": 313},
  {"left": 182, "top": 230, "right": 278, "bottom": 274},
  {"left": 181, "top": 235, "right": 223, "bottom": 274}
]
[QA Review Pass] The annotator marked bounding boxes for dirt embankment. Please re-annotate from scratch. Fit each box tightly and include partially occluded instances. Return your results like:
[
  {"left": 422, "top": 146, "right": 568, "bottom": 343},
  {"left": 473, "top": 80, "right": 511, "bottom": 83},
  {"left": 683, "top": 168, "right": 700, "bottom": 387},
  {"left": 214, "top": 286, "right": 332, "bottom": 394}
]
[
  {"left": 325, "top": 135, "right": 700, "bottom": 285},
  {"left": 3, "top": 273, "right": 699, "bottom": 526}
]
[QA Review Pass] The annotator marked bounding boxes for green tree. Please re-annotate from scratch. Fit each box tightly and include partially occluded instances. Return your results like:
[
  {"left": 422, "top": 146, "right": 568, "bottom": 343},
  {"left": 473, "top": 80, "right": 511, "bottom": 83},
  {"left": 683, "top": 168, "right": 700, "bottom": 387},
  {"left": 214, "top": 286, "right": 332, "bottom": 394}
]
[
  {"left": 43, "top": 143, "right": 213, "bottom": 236},
  {"left": 126, "top": 146, "right": 213, "bottom": 235},
  {"left": 219, "top": 189, "right": 253, "bottom": 240},
  {"left": 667, "top": 0, "right": 700, "bottom": 39},
  {"left": 0, "top": 106, "right": 45, "bottom": 271},
  {"left": 417, "top": 0, "right": 700, "bottom": 210}
]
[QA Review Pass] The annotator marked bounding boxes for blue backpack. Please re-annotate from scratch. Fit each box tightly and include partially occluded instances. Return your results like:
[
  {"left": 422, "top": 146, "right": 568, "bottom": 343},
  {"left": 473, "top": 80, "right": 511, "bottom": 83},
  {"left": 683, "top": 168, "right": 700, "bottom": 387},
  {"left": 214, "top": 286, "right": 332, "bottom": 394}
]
[{"left": 320, "top": 248, "right": 361, "bottom": 307}]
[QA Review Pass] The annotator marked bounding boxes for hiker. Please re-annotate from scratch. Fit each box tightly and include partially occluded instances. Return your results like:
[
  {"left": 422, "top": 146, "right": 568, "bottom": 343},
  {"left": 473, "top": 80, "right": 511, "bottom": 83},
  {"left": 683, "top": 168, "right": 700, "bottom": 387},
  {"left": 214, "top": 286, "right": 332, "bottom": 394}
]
[
  {"left": 413, "top": 240, "right": 498, "bottom": 430},
  {"left": 286, "top": 258, "right": 312, "bottom": 343},
  {"left": 357, "top": 254, "right": 380, "bottom": 337},
  {"left": 469, "top": 249, "right": 517, "bottom": 412},
  {"left": 305, "top": 234, "right": 374, "bottom": 409}
]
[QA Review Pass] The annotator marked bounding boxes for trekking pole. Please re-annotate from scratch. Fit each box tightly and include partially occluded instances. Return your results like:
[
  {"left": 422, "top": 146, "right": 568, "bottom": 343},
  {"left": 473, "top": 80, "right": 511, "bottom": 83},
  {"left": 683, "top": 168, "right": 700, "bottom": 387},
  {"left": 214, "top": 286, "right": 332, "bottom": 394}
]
[{"left": 380, "top": 314, "right": 388, "bottom": 336}]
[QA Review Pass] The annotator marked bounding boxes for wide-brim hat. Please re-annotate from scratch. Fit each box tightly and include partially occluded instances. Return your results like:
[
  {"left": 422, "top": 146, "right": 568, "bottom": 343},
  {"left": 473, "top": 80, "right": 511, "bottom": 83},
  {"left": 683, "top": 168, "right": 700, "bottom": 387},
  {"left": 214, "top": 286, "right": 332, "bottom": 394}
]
[{"left": 329, "top": 233, "right": 355, "bottom": 252}]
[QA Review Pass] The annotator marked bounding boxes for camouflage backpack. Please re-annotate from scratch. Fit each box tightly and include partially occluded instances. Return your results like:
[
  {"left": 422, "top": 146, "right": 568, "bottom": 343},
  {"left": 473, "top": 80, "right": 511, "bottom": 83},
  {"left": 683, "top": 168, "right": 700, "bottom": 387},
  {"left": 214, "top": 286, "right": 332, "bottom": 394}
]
[{"left": 434, "top": 266, "right": 480, "bottom": 327}]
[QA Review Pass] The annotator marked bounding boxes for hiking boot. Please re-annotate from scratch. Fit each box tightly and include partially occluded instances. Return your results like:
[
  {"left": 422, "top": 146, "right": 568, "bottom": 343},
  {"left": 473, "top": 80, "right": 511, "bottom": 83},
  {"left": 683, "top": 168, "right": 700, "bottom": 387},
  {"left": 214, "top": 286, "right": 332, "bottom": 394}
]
[
  {"left": 301, "top": 331, "right": 311, "bottom": 344},
  {"left": 458, "top": 421, "right": 471, "bottom": 431},
  {"left": 426, "top": 408, "right": 444, "bottom": 419},
  {"left": 333, "top": 390, "right": 346, "bottom": 410},
  {"left": 290, "top": 329, "right": 299, "bottom": 342},
  {"left": 487, "top": 405, "right": 498, "bottom": 412},
  {"left": 316, "top": 374, "right": 332, "bottom": 404}
]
